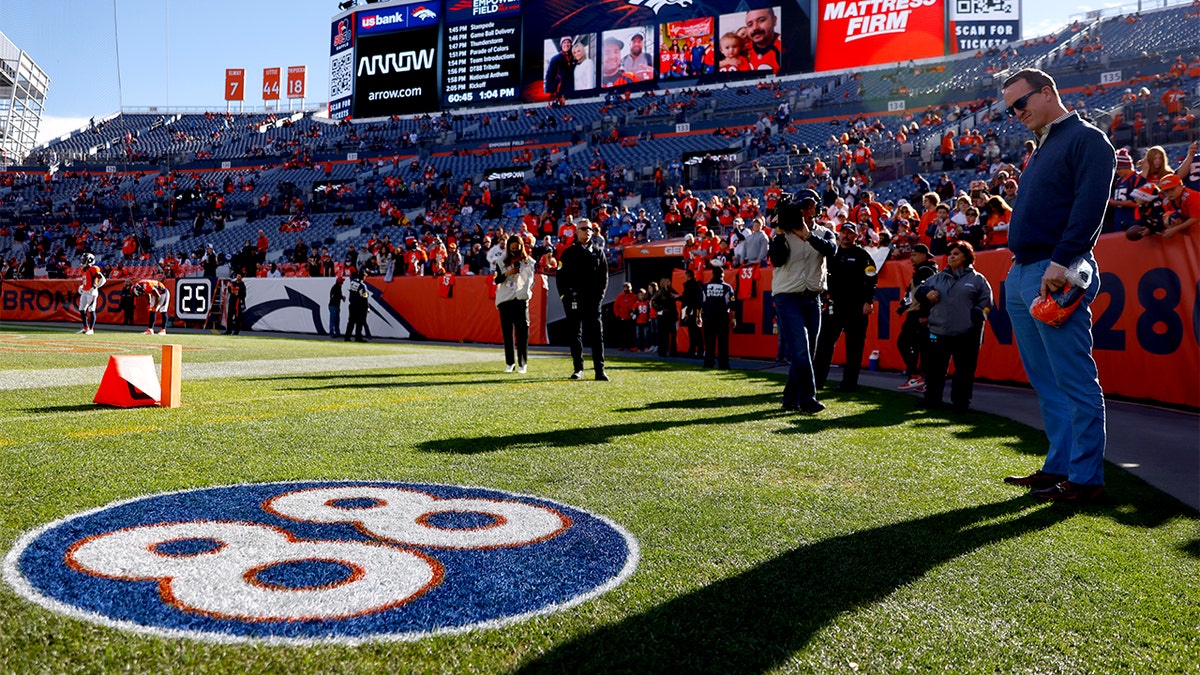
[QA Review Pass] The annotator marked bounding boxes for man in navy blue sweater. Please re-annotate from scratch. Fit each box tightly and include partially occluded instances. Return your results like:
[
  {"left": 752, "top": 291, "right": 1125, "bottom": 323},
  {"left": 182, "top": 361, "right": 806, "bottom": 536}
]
[{"left": 1000, "top": 69, "right": 1114, "bottom": 503}]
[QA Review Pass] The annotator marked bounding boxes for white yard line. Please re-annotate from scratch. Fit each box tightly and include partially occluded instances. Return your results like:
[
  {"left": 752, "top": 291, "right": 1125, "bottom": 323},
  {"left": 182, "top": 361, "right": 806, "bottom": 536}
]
[{"left": 0, "top": 351, "right": 500, "bottom": 391}]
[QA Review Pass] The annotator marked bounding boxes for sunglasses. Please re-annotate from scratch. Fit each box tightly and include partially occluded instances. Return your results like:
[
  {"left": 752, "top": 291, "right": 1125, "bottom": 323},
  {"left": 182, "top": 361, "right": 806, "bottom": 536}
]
[{"left": 1005, "top": 87, "right": 1045, "bottom": 117}]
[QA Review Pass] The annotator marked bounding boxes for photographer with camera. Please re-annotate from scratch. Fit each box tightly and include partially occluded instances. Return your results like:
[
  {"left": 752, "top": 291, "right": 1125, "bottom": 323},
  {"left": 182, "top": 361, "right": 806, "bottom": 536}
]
[
  {"left": 558, "top": 219, "right": 609, "bottom": 381},
  {"left": 495, "top": 235, "right": 538, "bottom": 374},
  {"left": 770, "top": 190, "right": 837, "bottom": 414},
  {"left": 1123, "top": 177, "right": 1172, "bottom": 241}
]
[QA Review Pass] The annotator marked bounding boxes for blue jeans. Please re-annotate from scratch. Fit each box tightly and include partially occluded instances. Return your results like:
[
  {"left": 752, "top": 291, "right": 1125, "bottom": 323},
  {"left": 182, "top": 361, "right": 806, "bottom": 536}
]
[
  {"left": 328, "top": 305, "right": 341, "bottom": 337},
  {"left": 1005, "top": 258, "right": 1106, "bottom": 486},
  {"left": 774, "top": 292, "right": 822, "bottom": 407}
]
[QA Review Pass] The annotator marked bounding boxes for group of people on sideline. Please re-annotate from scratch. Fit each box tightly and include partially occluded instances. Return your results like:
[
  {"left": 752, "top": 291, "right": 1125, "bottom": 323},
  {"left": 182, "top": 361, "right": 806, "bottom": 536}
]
[{"left": 533, "top": 68, "right": 1169, "bottom": 509}]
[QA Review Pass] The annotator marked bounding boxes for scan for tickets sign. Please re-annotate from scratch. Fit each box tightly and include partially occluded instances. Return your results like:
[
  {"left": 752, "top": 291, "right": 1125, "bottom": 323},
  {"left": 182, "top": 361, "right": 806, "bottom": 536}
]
[
  {"left": 814, "top": 0, "right": 947, "bottom": 71},
  {"left": 949, "top": 0, "right": 1020, "bottom": 53}
]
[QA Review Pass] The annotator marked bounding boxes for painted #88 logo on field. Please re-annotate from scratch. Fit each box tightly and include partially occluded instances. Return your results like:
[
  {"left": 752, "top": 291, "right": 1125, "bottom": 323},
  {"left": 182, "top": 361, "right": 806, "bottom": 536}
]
[{"left": 4, "top": 482, "right": 638, "bottom": 644}]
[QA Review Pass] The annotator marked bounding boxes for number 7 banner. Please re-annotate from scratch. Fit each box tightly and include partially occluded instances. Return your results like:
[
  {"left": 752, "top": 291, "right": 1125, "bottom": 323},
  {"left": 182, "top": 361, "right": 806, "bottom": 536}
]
[{"left": 225, "top": 68, "right": 245, "bottom": 101}]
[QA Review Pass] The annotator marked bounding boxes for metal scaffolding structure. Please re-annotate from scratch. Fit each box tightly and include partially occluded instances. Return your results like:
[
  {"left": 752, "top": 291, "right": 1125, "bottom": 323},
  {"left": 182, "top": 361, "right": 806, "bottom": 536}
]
[{"left": 0, "top": 31, "right": 49, "bottom": 166}]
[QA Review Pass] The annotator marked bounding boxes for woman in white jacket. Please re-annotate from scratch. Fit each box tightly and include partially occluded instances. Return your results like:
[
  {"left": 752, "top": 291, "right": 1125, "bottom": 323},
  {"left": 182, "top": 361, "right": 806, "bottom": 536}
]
[{"left": 495, "top": 235, "right": 537, "bottom": 373}]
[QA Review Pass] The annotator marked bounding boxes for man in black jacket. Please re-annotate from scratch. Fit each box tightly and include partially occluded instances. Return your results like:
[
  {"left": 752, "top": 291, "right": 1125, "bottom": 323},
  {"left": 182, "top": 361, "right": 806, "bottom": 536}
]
[
  {"left": 200, "top": 244, "right": 221, "bottom": 330},
  {"left": 557, "top": 219, "right": 609, "bottom": 380},
  {"left": 680, "top": 269, "right": 705, "bottom": 359},
  {"left": 344, "top": 271, "right": 370, "bottom": 342},
  {"left": 812, "top": 222, "right": 878, "bottom": 392},
  {"left": 702, "top": 265, "right": 737, "bottom": 369},
  {"left": 652, "top": 275, "right": 680, "bottom": 357},
  {"left": 223, "top": 272, "right": 248, "bottom": 335}
]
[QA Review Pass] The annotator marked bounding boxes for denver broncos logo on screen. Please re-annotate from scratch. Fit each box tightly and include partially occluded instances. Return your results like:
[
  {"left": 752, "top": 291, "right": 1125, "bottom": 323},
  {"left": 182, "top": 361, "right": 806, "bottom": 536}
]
[
  {"left": 412, "top": 6, "right": 438, "bottom": 21},
  {"left": 2, "top": 481, "right": 638, "bottom": 644},
  {"left": 626, "top": 0, "right": 692, "bottom": 14}
]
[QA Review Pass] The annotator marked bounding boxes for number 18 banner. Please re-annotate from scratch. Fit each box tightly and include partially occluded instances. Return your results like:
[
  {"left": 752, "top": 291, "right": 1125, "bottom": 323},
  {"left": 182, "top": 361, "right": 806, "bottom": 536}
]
[{"left": 287, "top": 66, "right": 307, "bottom": 99}]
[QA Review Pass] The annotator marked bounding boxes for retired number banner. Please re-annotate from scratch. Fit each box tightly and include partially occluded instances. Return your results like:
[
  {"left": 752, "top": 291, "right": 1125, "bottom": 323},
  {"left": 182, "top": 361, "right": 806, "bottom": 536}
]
[
  {"left": 225, "top": 68, "right": 245, "bottom": 101},
  {"left": 262, "top": 67, "right": 281, "bottom": 101},
  {"left": 287, "top": 65, "right": 307, "bottom": 99}
]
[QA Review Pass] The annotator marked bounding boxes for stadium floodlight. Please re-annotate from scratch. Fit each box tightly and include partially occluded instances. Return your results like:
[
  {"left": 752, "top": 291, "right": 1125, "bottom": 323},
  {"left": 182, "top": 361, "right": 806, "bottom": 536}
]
[
  {"left": 338, "top": 0, "right": 355, "bottom": 9},
  {"left": 0, "top": 31, "right": 48, "bottom": 166}
]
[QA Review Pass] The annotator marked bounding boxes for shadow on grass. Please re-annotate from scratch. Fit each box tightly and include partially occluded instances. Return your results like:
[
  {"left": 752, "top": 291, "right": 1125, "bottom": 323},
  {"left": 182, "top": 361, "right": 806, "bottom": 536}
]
[
  {"left": 905, "top": 409, "right": 1034, "bottom": 452},
  {"left": 775, "top": 398, "right": 1034, "bottom": 447},
  {"left": 516, "top": 497, "right": 1057, "bottom": 673},
  {"left": 279, "top": 377, "right": 516, "bottom": 392},
  {"left": 605, "top": 358, "right": 704, "bottom": 372},
  {"left": 1179, "top": 538, "right": 1200, "bottom": 559},
  {"left": 245, "top": 370, "right": 463, "bottom": 383},
  {"left": 415, "top": 407, "right": 782, "bottom": 454},
  {"left": 427, "top": 386, "right": 1032, "bottom": 455},
  {"left": 23, "top": 403, "right": 109, "bottom": 414},
  {"left": 515, "top": 493, "right": 1192, "bottom": 674},
  {"left": 614, "top": 393, "right": 778, "bottom": 413},
  {"left": 418, "top": 393, "right": 1033, "bottom": 455}
]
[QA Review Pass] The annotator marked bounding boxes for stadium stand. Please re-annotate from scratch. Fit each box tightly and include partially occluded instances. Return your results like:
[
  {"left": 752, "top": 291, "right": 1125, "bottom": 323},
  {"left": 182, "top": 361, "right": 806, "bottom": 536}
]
[{"left": 4, "top": 2, "right": 1199, "bottom": 285}]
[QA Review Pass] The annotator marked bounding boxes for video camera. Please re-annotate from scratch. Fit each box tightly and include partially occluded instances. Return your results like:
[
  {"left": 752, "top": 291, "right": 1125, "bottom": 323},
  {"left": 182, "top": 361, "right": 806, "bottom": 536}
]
[
  {"left": 1138, "top": 193, "right": 1168, "bottom": 233},
  {"left": 1124, "top": 186, "right": 1168, "bottom": 241},
  {"left": 772, "top": 190, "right": 819, "bottom": 233}
]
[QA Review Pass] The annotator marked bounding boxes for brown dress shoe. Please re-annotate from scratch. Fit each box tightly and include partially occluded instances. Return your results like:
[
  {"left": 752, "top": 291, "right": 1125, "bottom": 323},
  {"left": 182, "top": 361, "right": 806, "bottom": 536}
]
[
  {"left": 1031, "top": 481, "right": 1106, "bottom": 503},
  {"left": 1003, "top": 470, "right": 1067, "bottom": 489}
]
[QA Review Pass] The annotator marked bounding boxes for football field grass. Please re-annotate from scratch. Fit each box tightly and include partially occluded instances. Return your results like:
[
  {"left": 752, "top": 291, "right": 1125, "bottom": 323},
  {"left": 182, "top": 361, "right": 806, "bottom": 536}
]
[{"left": 0, "top": 326, "right": 1197, "bottom": 673}]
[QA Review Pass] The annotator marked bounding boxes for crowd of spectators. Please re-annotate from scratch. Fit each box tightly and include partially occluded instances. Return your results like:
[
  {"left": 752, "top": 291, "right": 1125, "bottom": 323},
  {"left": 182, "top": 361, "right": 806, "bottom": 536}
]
[
  {"left": 5, "top": 5, "right": 1199, "bottom": 286},
  {"left": 3, "top": 134, "right": 1193, "bottom": 285}
]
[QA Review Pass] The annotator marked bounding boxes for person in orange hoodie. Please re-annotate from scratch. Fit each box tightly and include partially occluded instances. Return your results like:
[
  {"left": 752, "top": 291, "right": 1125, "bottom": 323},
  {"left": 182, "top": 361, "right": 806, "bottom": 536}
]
[
  {"left": 916, "top": 192, "right": 941, "bottom": 249},
  {"left": 613, "top": 282, "right": 638, "bottom": 350},
  {"left": 983, "top": 195, "right": 1013, "bottom": 249},
  {"left": 941, "top": 130, "right": 956, "bottom": 171}
]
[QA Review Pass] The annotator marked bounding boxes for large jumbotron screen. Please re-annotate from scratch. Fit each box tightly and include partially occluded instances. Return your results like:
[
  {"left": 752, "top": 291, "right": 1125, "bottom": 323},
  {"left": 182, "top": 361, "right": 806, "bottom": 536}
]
[{"left": 327, "top": 0, "right": 1019, "bottom": 119}]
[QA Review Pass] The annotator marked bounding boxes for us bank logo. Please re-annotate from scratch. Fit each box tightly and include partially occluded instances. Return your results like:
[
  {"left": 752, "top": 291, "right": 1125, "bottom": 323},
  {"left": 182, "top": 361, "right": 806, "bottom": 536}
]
[{"left": 3, "top": 481, "right": 638, "bottom": 644}]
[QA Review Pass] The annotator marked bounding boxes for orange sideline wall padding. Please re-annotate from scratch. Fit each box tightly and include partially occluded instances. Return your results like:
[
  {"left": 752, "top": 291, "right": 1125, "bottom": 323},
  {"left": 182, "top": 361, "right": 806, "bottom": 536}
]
[
  {"left": 3, "top": 231, "right": 1195, "bottom": 407},
  {"left": 370, "top": 275, "right": 548, "bottom": 345},
  {"left": 0, "top": 279, "right": 170, "bottom": 325}
]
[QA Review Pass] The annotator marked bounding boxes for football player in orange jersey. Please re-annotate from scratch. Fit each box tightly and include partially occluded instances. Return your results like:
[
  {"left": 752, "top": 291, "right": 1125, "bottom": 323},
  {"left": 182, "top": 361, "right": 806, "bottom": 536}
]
[
  {"left": 77, "top": 253, "right": 106, "bottom": 335},
  {"left": 132, "top": 279, "right": 171, "bottom": 335}
]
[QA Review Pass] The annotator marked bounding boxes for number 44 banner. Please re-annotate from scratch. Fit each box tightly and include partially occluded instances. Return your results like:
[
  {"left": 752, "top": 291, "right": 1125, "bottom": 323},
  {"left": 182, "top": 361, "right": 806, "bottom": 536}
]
[{"left": 262, "top": 68, "right": 281, "bottom": 101}]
